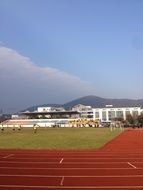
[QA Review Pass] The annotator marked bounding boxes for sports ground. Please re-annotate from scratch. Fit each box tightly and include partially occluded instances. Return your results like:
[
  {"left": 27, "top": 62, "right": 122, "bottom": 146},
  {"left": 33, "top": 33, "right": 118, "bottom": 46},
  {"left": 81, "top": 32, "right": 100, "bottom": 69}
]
[{"left": 0, "top": 129, "right": 143, "bottom": 189}]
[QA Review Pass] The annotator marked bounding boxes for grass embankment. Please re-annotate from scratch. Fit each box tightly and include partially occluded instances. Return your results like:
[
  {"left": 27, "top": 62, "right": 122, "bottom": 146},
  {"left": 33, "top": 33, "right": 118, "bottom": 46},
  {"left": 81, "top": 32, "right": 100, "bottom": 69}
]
[{"left": 0, "top": 127, "right": 122, "bottom": 150}]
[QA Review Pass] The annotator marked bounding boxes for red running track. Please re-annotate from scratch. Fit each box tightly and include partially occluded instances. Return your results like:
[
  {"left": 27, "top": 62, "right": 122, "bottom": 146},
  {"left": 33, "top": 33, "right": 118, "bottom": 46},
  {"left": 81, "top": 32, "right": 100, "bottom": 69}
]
[{"left": 1, "top": 129, "right": 143, "bottom": 189}]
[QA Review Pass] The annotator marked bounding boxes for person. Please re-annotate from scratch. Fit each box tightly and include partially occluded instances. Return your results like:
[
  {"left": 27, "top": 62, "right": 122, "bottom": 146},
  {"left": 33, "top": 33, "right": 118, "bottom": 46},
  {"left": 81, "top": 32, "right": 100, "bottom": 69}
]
[
  {"left": 33, "top": 124, "right": 37, "bottom": 133},
  {"left": 109, "top": 122, "right": 115, "bottom": 131},
  {"left": 109, "top": 122, "right": 113, "bottom": 131},
  {"left": 12, "top": 125, "right": 15, "bottom": 131},
  {"left": 0, "top": 124, "right": 4, "bottom": 132},
  {"left": 18, "top": 125, "right": 22, "bottom": 131}
]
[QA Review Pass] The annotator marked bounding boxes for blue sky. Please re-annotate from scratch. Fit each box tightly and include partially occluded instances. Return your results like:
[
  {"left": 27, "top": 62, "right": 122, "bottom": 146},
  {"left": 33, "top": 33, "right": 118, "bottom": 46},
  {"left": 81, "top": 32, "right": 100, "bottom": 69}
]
[{"left": 0, "top": 0, "right": 143, "bottom": 113}]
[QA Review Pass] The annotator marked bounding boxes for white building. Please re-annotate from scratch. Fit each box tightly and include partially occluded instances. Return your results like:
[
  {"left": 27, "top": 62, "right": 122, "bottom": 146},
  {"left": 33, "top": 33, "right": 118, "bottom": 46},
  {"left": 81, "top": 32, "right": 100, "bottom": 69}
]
[
  {"left": 71, "top": 104, "right": 143, "bottom": 123},
  {"left": 37, "top": 107, "right": 65, "bottom": 112},
  {"left": 92, "top": 105, "right": 142, "bottom": 122},
  {"left": 72, "top": 104, "right": 93, "bottom": 119},
  {"left": 72, "top": 104, "right": 92, "bottom": 112}
]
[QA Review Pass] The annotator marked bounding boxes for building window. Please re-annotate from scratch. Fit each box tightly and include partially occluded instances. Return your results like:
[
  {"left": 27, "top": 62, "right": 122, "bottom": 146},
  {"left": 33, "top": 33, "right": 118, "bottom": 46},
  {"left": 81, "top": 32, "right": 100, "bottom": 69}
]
[
  {"left": 95, "top": 112, "right": 99, "bottom": 118},
  {"left": 102, "top": 111, "right": 106, "bottom": 121},
  {"left": 108, "top": 111, "right": 115, "bottom": 120},
  {"left": 116, "top": 111, "right": 123, "bottom": 118}
]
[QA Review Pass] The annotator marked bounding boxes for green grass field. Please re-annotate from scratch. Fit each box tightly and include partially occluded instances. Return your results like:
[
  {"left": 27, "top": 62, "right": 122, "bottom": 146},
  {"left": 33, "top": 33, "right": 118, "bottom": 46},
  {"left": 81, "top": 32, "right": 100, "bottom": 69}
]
[{"left": 0, "top": 127, "right": 122, "bottom": 150}]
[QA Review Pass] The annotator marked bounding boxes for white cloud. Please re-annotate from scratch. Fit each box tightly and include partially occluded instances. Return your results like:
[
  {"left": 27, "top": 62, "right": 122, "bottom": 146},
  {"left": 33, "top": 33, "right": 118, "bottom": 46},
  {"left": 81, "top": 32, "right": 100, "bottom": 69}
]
[{"left": 0, "top": 46, "right": 96, "bottom": 113}]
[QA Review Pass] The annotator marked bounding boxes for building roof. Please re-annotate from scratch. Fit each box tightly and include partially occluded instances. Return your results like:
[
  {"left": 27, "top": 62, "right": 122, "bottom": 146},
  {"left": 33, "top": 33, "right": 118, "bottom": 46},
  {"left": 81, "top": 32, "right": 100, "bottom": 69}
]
[
  {"left": 93, "top": 105, "right": 141, "bottom": 109},
  {"left": 20, "top": 111, "right": 80, "bottom": 116}
]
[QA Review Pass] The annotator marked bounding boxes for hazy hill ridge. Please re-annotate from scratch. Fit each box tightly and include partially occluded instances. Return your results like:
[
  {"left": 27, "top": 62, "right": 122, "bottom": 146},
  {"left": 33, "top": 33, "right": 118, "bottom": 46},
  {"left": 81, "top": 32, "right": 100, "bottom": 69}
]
[{"left": 23, "top": 95, "right": 143, "bottom": 112}]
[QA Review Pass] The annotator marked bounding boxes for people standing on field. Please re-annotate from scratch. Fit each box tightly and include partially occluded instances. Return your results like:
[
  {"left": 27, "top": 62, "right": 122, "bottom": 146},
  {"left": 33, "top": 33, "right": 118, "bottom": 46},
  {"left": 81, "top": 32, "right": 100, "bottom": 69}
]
[
  {"left": 18, "top": 125, "right": 22, "bottom": 131},
  {"left": 12, "top": 125, "right": 15, "bottom": 131},
  {"left": 33, "top": 124, "right": 38, "bottom": 133},
  {"left": 0, "top": 124, "right": 4, "bottom": 132}
]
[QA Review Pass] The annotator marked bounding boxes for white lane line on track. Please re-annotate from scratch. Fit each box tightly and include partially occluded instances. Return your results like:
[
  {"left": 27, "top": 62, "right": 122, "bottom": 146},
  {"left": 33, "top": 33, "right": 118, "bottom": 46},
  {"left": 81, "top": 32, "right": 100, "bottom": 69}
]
[
  {"left": 1, "top": 185, "right": 143, "bottom": 188},
  {"left": 0, "top": 161, "right": 138, "bottom": 164},
  {"left": 1, "top": 174, "right": 143, "bottom": 178},
  {"left": 0, "top": 167, "right": 140, "bottom": 170},
  {"left": 60, "top": 158, "right": 64, "bottom": 164},
  {"left": 10, "top": 158, "right": 142, "bottom": 160},
  {"left": 3, "top": 157, "right": 143, "bottom": 160},
  {"left": 128, "top": 162, "right": 137, "bottom": 169},
  {"left": 5, "top": 156, "right": 143, "bottom": 159},
  {"left": 2, "top": 154, "right": 14, "bottom": 159},
  {"left": 60, "top": 176, "right": 64, "bottom": 185},
  {"left": 0, "top": 161, "right": 60, "bottom": 164}
]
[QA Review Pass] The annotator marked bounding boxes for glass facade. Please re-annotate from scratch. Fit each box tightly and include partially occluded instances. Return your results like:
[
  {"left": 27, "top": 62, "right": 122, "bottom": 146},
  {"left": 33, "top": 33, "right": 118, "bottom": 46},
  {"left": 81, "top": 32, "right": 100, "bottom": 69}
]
[
  {"left": 116, "top": 111, "right": 124, "bottom": 118},
  {"left": 108, "top": 111, "right": 115, "bottom": 120},
  {"left": 102, "top": 111, "right": 106, "bottom": 121},
  {"left": 95, "top": 112, "right": 99, "bottom": 118}
]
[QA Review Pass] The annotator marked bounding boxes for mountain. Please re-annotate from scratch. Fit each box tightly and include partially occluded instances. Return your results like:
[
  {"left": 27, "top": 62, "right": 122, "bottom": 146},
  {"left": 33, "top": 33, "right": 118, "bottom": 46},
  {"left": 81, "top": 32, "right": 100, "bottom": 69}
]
[
  {"left": 63, "top": 96, "right": 143, "bottom": 109},
  {"left": 22, "top": 95, "right": 143, "bottom": 112}
]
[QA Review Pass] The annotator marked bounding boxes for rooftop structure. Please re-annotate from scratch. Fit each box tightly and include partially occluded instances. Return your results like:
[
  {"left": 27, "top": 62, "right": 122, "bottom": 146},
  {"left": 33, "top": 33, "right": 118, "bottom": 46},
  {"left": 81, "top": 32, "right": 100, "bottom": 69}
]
[{"left": 37, "top": 106, "right": 65, "bottom": 112}]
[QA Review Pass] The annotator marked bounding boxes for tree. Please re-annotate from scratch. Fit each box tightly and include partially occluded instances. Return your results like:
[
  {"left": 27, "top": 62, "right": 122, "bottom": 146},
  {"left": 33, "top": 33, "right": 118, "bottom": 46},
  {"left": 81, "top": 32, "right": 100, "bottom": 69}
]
[
  {"left": 126, "top": 114, "right": 134, "bottom": 124},
  {"left": 137, "top": 114, "right": 143, "bottom": 125}
]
